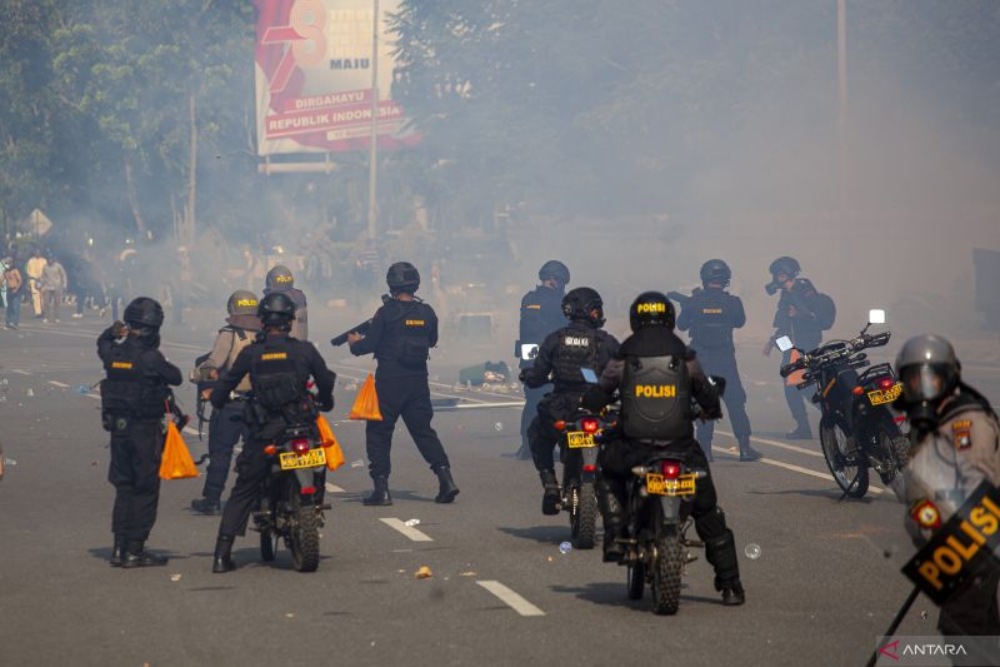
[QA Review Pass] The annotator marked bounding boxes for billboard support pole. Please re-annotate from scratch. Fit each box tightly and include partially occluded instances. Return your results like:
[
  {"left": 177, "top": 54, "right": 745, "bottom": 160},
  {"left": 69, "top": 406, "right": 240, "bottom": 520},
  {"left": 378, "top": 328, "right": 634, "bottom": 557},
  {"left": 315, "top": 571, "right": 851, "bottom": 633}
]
[{"left": 366, "top": 0, "right": 380, "bottom": 242}]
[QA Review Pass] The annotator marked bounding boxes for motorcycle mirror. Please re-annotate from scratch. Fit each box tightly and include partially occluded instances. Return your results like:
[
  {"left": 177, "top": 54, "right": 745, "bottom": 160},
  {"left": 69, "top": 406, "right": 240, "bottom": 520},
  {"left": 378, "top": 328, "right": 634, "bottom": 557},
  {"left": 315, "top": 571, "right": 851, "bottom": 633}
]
[
  {"left": 580, "top": 367, "right": 599, "bottom": 384},
  {"left": 775, "top": 336, "right": 794, "bottom": 352},
  {"left": 520, "top": 343, "right": 539, "bottom": 361},
  {"left": 868, "top": 309, "right": 886, "bottom": 325}
]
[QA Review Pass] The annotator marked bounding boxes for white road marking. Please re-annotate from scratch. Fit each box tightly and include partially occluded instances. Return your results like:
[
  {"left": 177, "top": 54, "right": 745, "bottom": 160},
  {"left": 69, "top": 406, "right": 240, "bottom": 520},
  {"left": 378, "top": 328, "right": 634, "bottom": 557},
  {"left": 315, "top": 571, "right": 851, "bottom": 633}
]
[
  {"left": 48, "top": 380, "right": 69, "bottom": 388},
  {"left": 11, "top": 369, "right": 31, "bottom": 375},
  {"left": 433, "top": 401, "right": 525, "bottom": 411},
  {"left": 324, "top": 482, "right": 345, "bottom": 493},
  {"left": 182, "top": 426, "right": 200, "bottom": 436},
  {"left": 716, "top": 429, "right": 823, "bottom": 458},
  {"left": 477, "top": 580, "right": 545, "bottom": 617},
  {"left": 83, "top": 393, "right": 99, "bottom": 400},
  {"left": 380, "top": 517, "right": 434, "bottom": 542}
]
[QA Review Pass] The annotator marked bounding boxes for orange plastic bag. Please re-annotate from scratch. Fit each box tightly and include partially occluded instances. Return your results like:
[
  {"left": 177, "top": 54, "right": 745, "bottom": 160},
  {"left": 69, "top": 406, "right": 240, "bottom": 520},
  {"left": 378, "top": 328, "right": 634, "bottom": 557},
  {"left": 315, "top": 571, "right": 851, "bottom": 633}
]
[
  {"left": 348, "top": 373, "right": 383, "bottom": 421},
  {"left": 316, "top": 414, "right": 345, "bottom": 471},
  {"left": 159, "top": 421, "right": 199, "bottom": 480},
  {"left": 785, "top": 349, "right": 807, "bottom": 387}
]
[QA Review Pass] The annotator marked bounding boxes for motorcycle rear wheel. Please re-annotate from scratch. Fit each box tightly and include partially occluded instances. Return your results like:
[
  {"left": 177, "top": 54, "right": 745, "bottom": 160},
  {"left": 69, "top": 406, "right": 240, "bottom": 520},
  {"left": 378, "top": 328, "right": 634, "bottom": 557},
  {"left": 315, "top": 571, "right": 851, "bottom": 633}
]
[
  {"left": 289, "top": 495, "right": 320, "bottom": 573},
  {"left": 570, "top": 481, "right": 598, "bottom": 550},
  {"left": 627, "top": 561, "right": 645, "bottom": 600},
  {"left": 820, "top": 419, "right": 869, "bottom": 498},
  {"left": 651, "top": 533, "right": 683, "bottom": 615}
]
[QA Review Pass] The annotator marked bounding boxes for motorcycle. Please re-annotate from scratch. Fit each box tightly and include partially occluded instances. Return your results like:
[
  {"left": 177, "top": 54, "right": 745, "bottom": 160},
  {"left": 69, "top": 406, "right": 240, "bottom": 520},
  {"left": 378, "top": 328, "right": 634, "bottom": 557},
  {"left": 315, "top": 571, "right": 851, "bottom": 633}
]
[
  {"left": 553, "top": 411, "right": 605, "bottom": 549},
  {"left": 252, "top": 422, "right": 330, "bottom": 572},
  {"left": 776, "top": 309, "right": 909, "bottom": 499}
]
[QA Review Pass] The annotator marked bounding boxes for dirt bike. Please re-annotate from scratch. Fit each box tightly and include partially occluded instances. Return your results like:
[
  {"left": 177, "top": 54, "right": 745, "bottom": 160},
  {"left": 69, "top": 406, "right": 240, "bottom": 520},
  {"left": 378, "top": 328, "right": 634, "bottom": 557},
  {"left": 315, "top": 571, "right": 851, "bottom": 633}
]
[
  {"left": 252, "top": 422, "right": 330, "bottom": 572},
  {"left": 553, "top": 412, "right": 605, "bottom": 549},
  {"left": 777, "top": 309, "right": 909, "bottom": 499}
]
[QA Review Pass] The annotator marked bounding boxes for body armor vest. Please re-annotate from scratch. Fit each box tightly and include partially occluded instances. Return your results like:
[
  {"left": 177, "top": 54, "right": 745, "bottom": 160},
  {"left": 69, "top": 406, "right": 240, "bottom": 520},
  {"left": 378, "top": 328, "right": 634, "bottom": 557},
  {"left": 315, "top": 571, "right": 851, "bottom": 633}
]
[
  {"left": 100, "top": 342, "right": 169, "bottom": 419},
  {"left": 552, "top": 328, "right": 597, "bottom": 389},
  {"left": 250, "top": 343, "right": 304, "bottom": 412},
  {"left": 689, "top": 291, "right": 734, "bottom": 350},
  {"left": 621, "top": 354, "right": 692, "bottom": 440}
]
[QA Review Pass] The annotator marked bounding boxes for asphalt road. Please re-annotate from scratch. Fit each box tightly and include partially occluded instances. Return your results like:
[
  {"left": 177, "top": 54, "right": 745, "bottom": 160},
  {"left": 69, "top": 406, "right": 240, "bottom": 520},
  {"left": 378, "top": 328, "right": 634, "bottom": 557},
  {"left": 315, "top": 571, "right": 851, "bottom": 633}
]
[{"left": 1, "top": 312, "right": 998, "bottom": 667}]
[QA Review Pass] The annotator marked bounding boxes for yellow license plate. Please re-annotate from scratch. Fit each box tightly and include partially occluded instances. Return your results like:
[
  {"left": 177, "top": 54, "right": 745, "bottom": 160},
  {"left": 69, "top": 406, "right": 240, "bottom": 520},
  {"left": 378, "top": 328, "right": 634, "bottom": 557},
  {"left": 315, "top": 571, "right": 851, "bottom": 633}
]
[
  {"left": 646, "top": 473, "right": 697, "bottom": 497},
  {"left": 867, "top": 383, "right": 903, "bottom": 406},
  {"left": 566, "top": 431, "right": 597, "bottom": 448},
  {"left": 279, "top": 448, "right": 326, "bottom": 470}
]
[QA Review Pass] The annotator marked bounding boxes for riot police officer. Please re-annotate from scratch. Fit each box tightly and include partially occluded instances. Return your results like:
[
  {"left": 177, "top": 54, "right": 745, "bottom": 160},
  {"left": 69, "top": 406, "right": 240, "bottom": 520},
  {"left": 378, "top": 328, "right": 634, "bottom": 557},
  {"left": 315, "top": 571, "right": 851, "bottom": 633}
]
[
  {"left": 520, "top": 287, "right": 619, "bottom": 514},
  {"left": 676, "top": 259, "right": 760, "bottom": 461},
  {"left": 263, "top": 264, "right": 308, "bottom": 341},
  {"left": 210, "top": 292, "right": 335, "bottom": 573},
  {"left": 763, "top": 256, "right": 835, "bottom": 439},
  {"left": 97, "top": 297, "right": 182, "bottom": 568},
  {"left": 348, "top": 262, "right": 459, "bottom": 506},
  {"left": 514, "top": 260, "right": 571, "bottom": 460},
  {"left": 584, "top": 291, "right": 746, "bottom": 605},
  {"left": 895, "top": 335, "right": 1000, "bottom": 647},
  {"left": 189, "top": 290, "right": 261, "bottom": 515}
]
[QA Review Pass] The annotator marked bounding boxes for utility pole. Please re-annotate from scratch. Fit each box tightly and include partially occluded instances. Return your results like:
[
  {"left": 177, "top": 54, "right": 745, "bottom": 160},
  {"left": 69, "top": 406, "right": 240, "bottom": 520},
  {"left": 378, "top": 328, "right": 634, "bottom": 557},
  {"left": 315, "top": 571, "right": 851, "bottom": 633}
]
[
  {"left": 367, "top": 0, "right": 380, "bottom": 242},
  {"left": 837, "top": 0, "right": 848, "bottom": 220}
]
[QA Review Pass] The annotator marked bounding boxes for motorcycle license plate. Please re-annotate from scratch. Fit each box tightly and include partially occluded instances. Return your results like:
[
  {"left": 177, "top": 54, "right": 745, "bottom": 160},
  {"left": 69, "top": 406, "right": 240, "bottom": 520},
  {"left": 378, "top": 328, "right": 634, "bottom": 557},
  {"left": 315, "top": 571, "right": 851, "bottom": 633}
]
[
  {"left": 867, "top": 382, "right": 903, "bottom": 406},
  {"left": 566, "top": 431, "right": 597, "bottom": 448},
  {"left": 279, "top": 448, "right": 326, "bottom": 470},
  {"left": 646, "top": 473, "right": 696, "bottom": 497}
]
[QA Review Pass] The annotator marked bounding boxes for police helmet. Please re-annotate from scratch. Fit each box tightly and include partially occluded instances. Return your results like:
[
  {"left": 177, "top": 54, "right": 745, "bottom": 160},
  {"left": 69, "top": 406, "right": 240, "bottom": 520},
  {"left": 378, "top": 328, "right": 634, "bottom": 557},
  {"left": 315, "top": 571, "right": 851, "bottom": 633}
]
[
  {"left": 768, "top": 256, "right": 801, "bottom": 279},
  {"left": 226, "top": 290, "right": 259, "bottom": 316},
  {"left": 538, "top": 260, "right": 570, "bottom": 286},
  {"left": 629, "top": 291, "right": 675, "bottom": 332},
  {"left": 700, "top": 259, "right": 732, "bottom": 287},
  {"left": 265, "top": 264, "right": 295, "bottom": 291},
  {"left": 894, "top": 334, "right": 960, "bottom": 405},
  {"left": 386, "top": 261, "right": 420, "bottom": 294},
  {"left": 258, "top": 291, "right": 296, "bottom": 330},
  {"left": 561, "top": 287, "right": 605, "bottom": 326},
  {"left": 124, "top": 297, "right": 164, "bottom": 331}
]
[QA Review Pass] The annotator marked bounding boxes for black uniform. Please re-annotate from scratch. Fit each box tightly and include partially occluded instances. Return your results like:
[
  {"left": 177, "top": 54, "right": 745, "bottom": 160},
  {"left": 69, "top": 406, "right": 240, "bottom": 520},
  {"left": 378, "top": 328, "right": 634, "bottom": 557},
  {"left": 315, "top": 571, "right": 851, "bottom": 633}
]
[
  {"left": 522, "top": 320, "right": 619, "bottom": 471},
  {"left": 585, "top": 327, "right": 744, "bottom": 597},
  {"left": 349, "top": 297, "right": 450, "bottom": 480},
  {"left": 770, "top": 278, "right": 833, "bottom": 435},
  {"left": 212, "top": 333, "right": 335, "bottom": 539},
  {"left": 97, "top": 327, "right": 182, "bottom": 555},
  {"left": 677, "top": 287, "right": 752, "bottom": 459},
  {"left": 517, "top": 285, "right": 566, "bottom": 456}
]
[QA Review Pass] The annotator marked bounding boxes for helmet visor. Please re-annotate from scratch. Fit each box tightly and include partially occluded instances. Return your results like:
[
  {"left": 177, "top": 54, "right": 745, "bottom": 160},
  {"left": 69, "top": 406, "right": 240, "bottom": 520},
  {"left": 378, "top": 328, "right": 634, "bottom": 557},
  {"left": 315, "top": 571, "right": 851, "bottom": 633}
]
[{"left": 900, "top": 364, "right": 951, "bottom": 403}]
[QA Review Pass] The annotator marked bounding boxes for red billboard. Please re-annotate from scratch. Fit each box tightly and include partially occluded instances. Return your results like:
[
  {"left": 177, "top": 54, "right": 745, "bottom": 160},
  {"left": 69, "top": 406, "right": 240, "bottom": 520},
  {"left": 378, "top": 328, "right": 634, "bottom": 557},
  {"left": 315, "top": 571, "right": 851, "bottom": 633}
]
[{"left": 254, "top": 0, "right": 416, "bottom": 156}]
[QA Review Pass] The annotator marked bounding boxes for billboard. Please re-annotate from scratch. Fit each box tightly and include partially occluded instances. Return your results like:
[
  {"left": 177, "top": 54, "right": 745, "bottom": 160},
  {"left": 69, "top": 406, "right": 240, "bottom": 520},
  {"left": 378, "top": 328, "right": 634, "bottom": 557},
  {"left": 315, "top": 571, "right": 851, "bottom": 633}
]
[{"left": 254, "top": 0, "right": 416, "bottom": 156}]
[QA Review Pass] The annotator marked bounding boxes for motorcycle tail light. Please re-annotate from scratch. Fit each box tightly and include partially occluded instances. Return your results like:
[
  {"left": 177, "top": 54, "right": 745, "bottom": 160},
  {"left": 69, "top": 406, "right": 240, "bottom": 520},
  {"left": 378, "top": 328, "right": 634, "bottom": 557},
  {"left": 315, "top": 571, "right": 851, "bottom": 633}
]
[
  {"left": 582, "top": 464, "right": 597, "bottom": 473},
  {"left": 661, "top": 461, "right": 681, "bottom": 479},
  {"left": 300, "top": 486, "right": 317, "bottom": 495},
  {"left": 263, "top": 444, "right": 278, "bottom": 456},
  {"left": 581, "top": 418, "right": 600, "bottom": 434},
  {"left": 852, "top": 386, "right": 864, "bottom": 396},
  {"left": 894, "top": 415, "right": 907, "bottom": 425},
  {"left": 553, "top": 420, "right": 566, "bottom": 431},
  {"left": 291, "top": 438, "right": 310, "bottom": 454},
  {"left": 878, "top": 377, "right": 895, "bottom": 390}
]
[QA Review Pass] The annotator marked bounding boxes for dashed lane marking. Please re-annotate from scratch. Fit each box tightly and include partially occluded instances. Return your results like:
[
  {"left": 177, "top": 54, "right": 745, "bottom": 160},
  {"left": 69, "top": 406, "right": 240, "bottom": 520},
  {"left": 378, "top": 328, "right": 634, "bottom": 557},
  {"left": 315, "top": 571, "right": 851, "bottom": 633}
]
[
  {"left": 379, "top": 517, "right": 434, "bottom": 542},
  {"left": 324, "top": 482, "right": 345, "bottom": 493},
  {"left": 182, "top": 426, "right": 200, "bottom": 437},
  {"left": 11, "top": 369, "right": 31, "bottom": 375},
  {"left": 83, "top": 394, "right": 99, "bottom": 400},
  {"left": 48, "top": 380, "right": 69, "bottom": 388},
  {"left": 716, "top": 429, "right": 823, "bottom": 458},
  {"left": 476, "top": 580, "right": 545, "bottom": 617}
]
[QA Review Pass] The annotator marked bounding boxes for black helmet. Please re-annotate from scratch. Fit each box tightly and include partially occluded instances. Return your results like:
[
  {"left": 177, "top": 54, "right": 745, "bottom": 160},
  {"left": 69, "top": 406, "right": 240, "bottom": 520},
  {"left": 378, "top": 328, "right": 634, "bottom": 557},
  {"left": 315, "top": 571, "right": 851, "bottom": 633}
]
[
  {"left": 226, "top": 290, "right": 259, "bottom": 316},
  {"left": 700, "top": 259, "right": 732, "bottom": 287},
  {"left": 258, "top": 291, "right": 296, "bottom": 330},
  {"left": 265, "top": 264, "right": 295, "bottom": 290},
  {"left": 386, "top": 261, "right": 420, "bottom": 294},
  {"left": 538, "top": 260, "right": 570, "bottom": 286},
  {"left": 629, "top": 291, "right": 675, "bottom": 332},
  {"left": 561, "top": 287, "right": 605, "bottom": 326},
  {"left": 768, "top": 256, "right": 801, "bottom": 279},
  {"left": 124, "top": 297, "right": 164, "bottom": 331},
  {"left": 895, "top": 334, "right": 960, "bottom": 405}
]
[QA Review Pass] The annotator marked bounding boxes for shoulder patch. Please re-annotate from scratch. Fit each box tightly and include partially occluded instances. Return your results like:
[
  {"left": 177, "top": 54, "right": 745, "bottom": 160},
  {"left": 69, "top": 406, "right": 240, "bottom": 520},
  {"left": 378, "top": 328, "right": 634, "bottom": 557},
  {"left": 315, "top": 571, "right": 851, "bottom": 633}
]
[{"left": 952, "top": 420, "right": 973, "bottom": 450}]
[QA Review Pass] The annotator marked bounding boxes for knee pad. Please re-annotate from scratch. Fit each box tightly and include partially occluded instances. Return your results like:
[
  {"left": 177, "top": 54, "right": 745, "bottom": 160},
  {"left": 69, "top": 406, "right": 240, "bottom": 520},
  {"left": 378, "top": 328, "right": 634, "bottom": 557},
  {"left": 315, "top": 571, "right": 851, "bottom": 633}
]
[
  {"left": 695, "top": 505, "right": 728, "bottom": 541},
  {"left": 704, "top": 528, "right": 740, "bottom": 584}
]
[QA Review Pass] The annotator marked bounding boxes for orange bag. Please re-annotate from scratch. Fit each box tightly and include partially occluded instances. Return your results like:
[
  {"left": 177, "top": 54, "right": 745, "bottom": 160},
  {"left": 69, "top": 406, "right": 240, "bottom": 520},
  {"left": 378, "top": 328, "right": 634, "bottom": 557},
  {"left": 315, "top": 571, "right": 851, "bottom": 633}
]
[
  {"left": 348, "top": 373, "right": 383, "bottom": 421},
  {"left": 316, "top": 414, "right": 345, "bottom": 471},
  {"left": 159, "top": 421, "right": 199, "bottom": 480},
  {"left": 785, "top": 349, "right": 807, "bottom": 387}
]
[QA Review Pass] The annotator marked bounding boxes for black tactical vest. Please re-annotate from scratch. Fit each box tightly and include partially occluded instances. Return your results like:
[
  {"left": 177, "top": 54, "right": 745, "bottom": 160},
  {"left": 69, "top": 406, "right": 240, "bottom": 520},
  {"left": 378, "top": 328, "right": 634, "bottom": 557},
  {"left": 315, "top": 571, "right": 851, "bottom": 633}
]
[
  {"left": 689, "top": 291, "right": 734, "bottom": 350},
  {"left": 552, "top": 328, "right": 597, "bottom": 389},
  {"left": 620, "top": 354, "right": 692, "bottom": 440},
  {"left": 100, "top": 341, "right": 169, "bottom": 419},
  {"left": 250, "top": 343, "right": 304, "bottom": 412},
  {"left": 396, "top": 303, "right": 432, "bottom": 369}
]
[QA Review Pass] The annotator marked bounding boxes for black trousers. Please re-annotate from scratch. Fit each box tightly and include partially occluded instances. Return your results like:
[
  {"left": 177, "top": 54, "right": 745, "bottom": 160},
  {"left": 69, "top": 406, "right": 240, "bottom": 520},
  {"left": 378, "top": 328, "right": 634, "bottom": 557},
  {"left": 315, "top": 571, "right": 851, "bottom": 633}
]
[
  {"left": 108, "top": 419, "right": 164, "bottom": 543},
  {"left": 527, "top": 392, "right": 581, "bottom": 472},
  {"left": 217, "top": 435, "right": 270, "bottom": 538},
  {"left": 366, "top": 374, "right": 449, "bottom": 479},
  {"left": 695, "top": 352, "right": 752, "bottom": 447},
  {"left": 200, "top": 401, "right": 247, "bottom": 503},
  {"left": 519, "top": 384, "right": 549, "bottom": 449}
]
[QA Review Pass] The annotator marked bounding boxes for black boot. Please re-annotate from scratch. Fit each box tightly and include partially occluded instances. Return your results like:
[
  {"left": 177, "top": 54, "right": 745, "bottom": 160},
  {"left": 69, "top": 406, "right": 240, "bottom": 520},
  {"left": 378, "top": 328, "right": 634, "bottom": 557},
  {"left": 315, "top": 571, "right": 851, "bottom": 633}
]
[
  {"left": 212, "top": 535, "right": 236, "bottom": 574},
  {"left": 738, "top": 437, "right": 761, "bottom": 462},
  {"left": 363, "top": 476, "right": 393, "bottom": 506},
  {"left": 704, "top": 529, "right": 744, "bottom": 606},
  {"left": 720, "top": 580, "right": 746, "bottom": 606},
  {"left": 110, "top": 535, "right": 124, "bottom": 568},
  {"left": 539, "top": 469, "right": 561, "bottom": 515},
  {"left": 434, "top": 466, "right": 460, "bottom": 504},
  {"left": 598, "top": 484, "right": 625, "bottom": 563},
  {"left": 122, "top": 541, "right": 168, "bottom": 569},
  {"left": 191, "top": 497, "right": 222, "bottom": 515}
]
